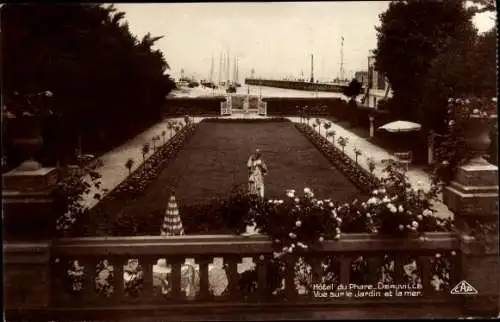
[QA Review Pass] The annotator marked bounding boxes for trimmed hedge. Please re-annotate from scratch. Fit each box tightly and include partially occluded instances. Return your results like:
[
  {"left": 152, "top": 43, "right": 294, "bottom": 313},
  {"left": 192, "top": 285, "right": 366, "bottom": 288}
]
[
  {"left": 163, "top": 97, "right": 226, "bottom": 116},
  {"left": 295, "top": 123, "right": 381, "bottom": 194},
  {"left": 201, "top": 117, "right": 291, "bottom": 123}
]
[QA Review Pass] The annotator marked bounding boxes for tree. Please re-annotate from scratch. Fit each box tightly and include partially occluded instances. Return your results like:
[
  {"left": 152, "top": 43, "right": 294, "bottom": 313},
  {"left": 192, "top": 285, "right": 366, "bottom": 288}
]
[
  {"left": 327, "top": 130, "right": 336, "bottom": 144},
  {"left": 315, "top": 118, "right": 322, "bottom": 135},
  {"left": 353, "top": 147, "right": 362, "bottom": 164},
  {"left": 374, "top": 0, "right": 477, "bottom": 124},
  {"left": 141, "top": 143, "right": 150, "bottom": 162},
  {"left": 337, "top": 136, "right": 348, "bottom": 153},
  {"left": 125, "top": 158, "right": 134, "bottom": 175},
  {"left": 1, "top": 4, "right": 175, "bottom": 168},
  {"left": 342, "top": 79, "right": 362, "bottom": 102},
  {"left": 323, "top": 122, "right": 332, "bottom": 136},
  {"left": 161, "top": 130, "right": 166, "bottom": 144}
]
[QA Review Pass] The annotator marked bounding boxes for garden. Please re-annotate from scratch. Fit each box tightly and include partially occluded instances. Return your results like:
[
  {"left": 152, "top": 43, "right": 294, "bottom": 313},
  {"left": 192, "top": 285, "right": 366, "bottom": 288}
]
[{"left": 70, "top": 119, "right": 365, "bottom": 237}]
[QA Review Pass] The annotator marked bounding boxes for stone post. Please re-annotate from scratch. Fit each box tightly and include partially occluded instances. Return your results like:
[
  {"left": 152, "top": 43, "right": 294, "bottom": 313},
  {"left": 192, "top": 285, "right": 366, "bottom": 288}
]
[
  {"left": 427, "top": 130, "right": 434, "bottom": 165},
  {"left": 369, "top": 115, "right": 375, "bottom": 138},
  {"left": 442, "top": 116, "right": 499, "bottom": 317},
  {"left": 2, "top": 164, "right": 58, "bottom": 315}
]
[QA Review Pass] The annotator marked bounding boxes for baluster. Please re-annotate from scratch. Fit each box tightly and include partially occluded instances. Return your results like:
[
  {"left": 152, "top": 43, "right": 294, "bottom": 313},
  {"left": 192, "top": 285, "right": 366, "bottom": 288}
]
[
  {"left": 225, "top": 255, "right": 240, "bottom": 299},
  {"left": 393, "top": 253, "right": 405, "bottom": 284},
  {"left": 111, "top": 257, "right": 124, "bottom": 302},
  {"left": 339, "top": 255, "right": 351, "bottom": 286},
  {"left": 140, "top": 256, "right": 156, "bottom": 302},
  {"left": 169, "top": 257, "right": 183, "bottom": 301},
  {"left": 81, "top": 258, "right": 97, "bottom": 304},
  {"left": 257, "top": 254, "right": 268, "bottom": 300},
  {"left": 367, "top": 255, "right": 384, "bottom": 285},
  {"left": 309, "top": 256, "right": 323, "bottom": 286},
  {"left": 284, "top": 256, "right": 296, "bottom": 299},
  {"left": 418, "top": 255, "right": 434, "bottom": 297},
  {"left": 198, "top": 256, "right": 211, "bottom": 301}
]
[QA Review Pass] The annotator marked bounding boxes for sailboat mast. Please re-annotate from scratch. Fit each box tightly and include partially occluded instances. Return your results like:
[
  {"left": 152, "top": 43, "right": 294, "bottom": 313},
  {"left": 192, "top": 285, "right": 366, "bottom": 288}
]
[
  {"left": 218, "top": 52, "right": 222, "bottom": 85},
  {"left": 226, "top": 50, "right": 230, "bottom": 84},
  {"left": 210, "top": 55, "right": 214, "bottom": 82}
]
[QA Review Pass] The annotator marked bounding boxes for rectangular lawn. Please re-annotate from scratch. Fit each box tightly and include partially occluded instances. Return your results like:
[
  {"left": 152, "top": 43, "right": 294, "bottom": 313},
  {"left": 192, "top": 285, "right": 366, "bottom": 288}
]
[
  {"left": 133, "top": 120, "right": 362, "bottom": 206},
  {"left": 84, "top": 120, "right": 364, "bottom": 236}
]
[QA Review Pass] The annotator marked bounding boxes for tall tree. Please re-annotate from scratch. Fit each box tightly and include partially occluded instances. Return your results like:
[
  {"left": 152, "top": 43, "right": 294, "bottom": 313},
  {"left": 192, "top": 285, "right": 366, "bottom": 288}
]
[
  {"left": 1, "top": 4, "right": 175, "bottom": 167},
  {"left": 373, "top": 0, "right": 477, "bottom": 125}
]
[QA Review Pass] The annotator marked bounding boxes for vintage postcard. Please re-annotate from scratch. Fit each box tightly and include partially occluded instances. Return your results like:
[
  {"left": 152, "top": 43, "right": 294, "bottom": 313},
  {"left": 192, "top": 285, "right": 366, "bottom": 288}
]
[{"left": 2, "top": 1, "right": 498, "bottom": 320}]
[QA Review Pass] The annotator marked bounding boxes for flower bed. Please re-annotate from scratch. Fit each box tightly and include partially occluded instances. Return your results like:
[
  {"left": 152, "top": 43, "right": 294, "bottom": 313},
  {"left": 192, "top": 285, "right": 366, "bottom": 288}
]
[
  {"left": 107, "top": 123, "right": 198, "bottom": 200},
  {"left": 295, "top": 123, "right": 380, "bottom": 194},
  {"left": 201, "top": 117, "right": 291, "bottom": 123}
]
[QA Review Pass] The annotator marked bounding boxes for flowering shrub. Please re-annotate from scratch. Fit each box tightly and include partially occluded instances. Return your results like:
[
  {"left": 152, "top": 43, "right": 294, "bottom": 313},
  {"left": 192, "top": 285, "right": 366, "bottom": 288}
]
[
  {"left": 295, "top": 123, "right": 380, "bottom": 194},
  {"left": 53, "top": 162, "right": 105, "bottom": 235},
  {"left": 242, "top": 160, "right": 453, "bottom": 257}
]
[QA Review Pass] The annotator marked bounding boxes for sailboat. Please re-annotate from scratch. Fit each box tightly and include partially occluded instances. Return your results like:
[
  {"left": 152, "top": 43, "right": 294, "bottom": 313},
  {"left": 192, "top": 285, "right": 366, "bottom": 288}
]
[
  {"left": 233, "top": 57, "right": 241, "bottom": 87},
  {"left": 201, "top": 55, "right": 217, "bottom": 89}
]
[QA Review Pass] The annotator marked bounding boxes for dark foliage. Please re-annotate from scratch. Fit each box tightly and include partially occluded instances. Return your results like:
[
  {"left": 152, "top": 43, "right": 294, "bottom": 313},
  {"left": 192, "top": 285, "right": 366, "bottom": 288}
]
[{"left": 2, "top": 4, "right": 176, "bottom": 168}]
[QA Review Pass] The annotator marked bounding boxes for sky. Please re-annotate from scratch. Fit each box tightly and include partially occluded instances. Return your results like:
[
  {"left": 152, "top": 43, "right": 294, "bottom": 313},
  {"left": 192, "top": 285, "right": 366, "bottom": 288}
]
[{"left": 115, "top": 2, "right": 496, "bottom": 82}]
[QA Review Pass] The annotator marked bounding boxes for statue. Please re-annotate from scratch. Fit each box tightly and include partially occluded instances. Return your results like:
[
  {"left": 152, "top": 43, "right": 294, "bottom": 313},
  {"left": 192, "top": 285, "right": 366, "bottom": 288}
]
[{"left": 247, "top": 149, "right": 268, "bottom": 198}]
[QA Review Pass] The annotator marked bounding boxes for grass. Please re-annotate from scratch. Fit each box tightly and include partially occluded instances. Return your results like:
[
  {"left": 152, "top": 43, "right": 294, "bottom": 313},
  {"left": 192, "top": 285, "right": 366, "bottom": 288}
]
[{"left": 77, "top": 120, "right": 363, "bottom": 236}]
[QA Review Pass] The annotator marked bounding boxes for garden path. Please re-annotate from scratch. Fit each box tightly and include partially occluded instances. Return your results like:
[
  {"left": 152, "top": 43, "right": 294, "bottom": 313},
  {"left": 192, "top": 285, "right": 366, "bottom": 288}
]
[
  {"left": 287, "top": 117, "right": 453, "bottom": 219},
  {"left": 80, "top": 117, "right": 205, "bottom": 210}
]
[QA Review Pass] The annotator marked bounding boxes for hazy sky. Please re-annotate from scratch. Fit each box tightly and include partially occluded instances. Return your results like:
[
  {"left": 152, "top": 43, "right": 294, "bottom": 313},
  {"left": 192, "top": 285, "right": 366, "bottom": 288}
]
[{"left": 115, "top": 2, "right": 496, "bottom": 81}]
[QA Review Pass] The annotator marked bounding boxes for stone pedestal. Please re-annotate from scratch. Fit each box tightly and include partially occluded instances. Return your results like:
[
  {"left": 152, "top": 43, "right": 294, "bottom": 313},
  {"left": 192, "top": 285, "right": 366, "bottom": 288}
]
[
  {"left": 443, "top": 162, "right": 499, "bottom": 317},
  {"left": 369, "top": 116, "right": 374, "bottom": 138},
  {"left": 3, "top": 166, "right": 57, "bottom": 314},
  {"left": 2, "top": 166, "right": 58, "bottom": 241},
  {"left": 3, "top": 242, "right": 52, "bottom": 310}
]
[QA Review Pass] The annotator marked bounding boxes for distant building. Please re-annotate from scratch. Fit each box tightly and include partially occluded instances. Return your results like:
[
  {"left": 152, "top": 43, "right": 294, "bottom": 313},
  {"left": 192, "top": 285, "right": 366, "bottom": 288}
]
[
  {"left": 359, "top": 55, "right": 393, "bottom": 109},
  {"left": 354, "top": 71, "right": 369, "bottom": 87}
]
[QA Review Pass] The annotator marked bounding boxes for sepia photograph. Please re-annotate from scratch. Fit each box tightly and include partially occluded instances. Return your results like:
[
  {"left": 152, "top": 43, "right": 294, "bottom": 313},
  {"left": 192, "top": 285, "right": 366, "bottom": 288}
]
[{"left": 1, "top": 1, "right": 498, "bottom": 320}]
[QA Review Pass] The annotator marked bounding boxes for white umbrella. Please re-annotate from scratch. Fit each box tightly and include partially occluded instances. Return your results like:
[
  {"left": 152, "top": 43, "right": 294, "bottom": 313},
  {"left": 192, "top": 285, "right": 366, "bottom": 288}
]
[{"left": 378, "top": 121, "right": 422, "bottom": 133}]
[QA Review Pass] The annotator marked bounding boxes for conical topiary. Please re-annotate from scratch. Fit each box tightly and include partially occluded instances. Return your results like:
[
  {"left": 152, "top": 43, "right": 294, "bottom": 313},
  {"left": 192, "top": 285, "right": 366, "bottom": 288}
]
[{"left": 161, "top": 195, "right": 184, "bottom": 236}]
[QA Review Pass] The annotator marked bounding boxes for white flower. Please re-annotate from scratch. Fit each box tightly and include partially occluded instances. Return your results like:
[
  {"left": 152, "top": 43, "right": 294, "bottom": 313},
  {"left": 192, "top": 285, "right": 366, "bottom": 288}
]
[
  {"left": 411, "top": 221, "right": 419, "bottom": 228},
  {"left": 398, "top": 205, "right": 404, "bottom": 213},
  {"left": 336, "top": 217, "right": 342, "bottom": 224},
  {"left": 382, "top": 196, "right": 391, "bottom": 203},
  {"left": 332, "top": 210, "right": 338, "bottom": 217},
  {"left": 295, "top": 220, "right": 302, "bottom": 227},
  {"left": 334, "top": 234, "right": 341, "bottom": 240},
  {"left": 389, "top": 205, "right": 397, "bottom": 213},
  {"left": 373, "top": 189, "right": 379, "bottom": 195},
  {"left": 329, "top": 202, "right": 334, "bottom": 207},
  {"left": 417, "top": 214, "right": 423, "bottom": 221},
  {"left": 335, "top": 227, "right": 341, "bottom": 234},
  {"left": 398, "top": 224, "right": 404, "bottom": 231},
  {"left": 372, "top": 228, "right": 378, "bottom": 233},
  {"left": 289, "top": 232, "right": 297, "bottom": 239},
  {"left": 286, "top": 190, "right": 295, "bottom": 198},
  {"left": 317, "top": 200, "right": 324, "bottom": 206},
  {"left": 451, "top": 251, "right": 456, "bottom": 256},
  {"left": 472, "top": 108, "right": 480, "bottom": 114},
  {"left": 367, "top": 197, "right": 378, "bottom": 205},
  {"left": 278, "top": 200, "right": 284, "bottom": 204},
  {"left": 294, "top": 197, "right": 300, "bottom": 203},
  {"left": 448, "top": 98, "right": 453, "bottom": 103},
  {"left": 379, "top": 188, "right": 386, "bottom": 194},
  {"left": 361, "top": 202, "right": 367, "bottom": 208},
  {"left": 366, "top": 213, "right": 371, "bottom": 218},
  {"left": 435, "top": 253, "right": 441, "bottom": 258},
  {"left": 304, "top": 187, "right": 311, "bottom": 194},
  {"left": 423, "top": 209, "right": 433, "bottom": 217},
  {"left": 448, "top": 120, "right": 455, "bottom": 127},
  {"left": 268, "top": 200, "right": 274, "bottom": 204},
  {"left": 492, "top": 97, "right": 497, "bottom": 103},
  {"left": 318, "top": 236, "right": 324, "bottom": 243},
  {"left": 465, "top": 99, "right": 470, "bottom": 104},
  {"left": 418, "top": 236, "right": 426, "bottom": 242}
]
